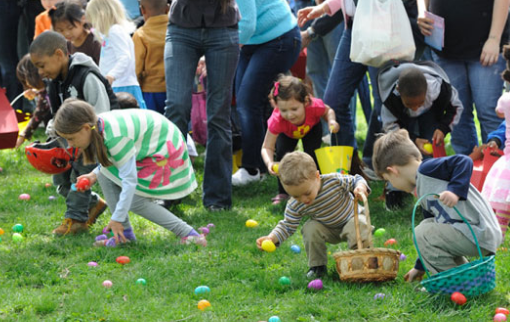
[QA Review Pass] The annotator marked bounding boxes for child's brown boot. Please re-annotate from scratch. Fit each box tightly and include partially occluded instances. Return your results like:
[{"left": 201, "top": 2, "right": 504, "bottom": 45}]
[
  {"left": 52, "top": 218, "right": 88, "bottom": 236},
  {"left": 86, "top": 198, "right": 107, "bottom": 227}
]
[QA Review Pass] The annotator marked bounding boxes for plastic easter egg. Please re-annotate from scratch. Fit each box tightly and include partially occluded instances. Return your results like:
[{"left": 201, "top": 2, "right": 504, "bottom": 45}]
[
  {"left": 307, "top": 279, "right": 323, "bottom": 290},
  {"left": 384, "top": 238, "right": 397, "bottom": 246},
  {"left": 268, "top": 316, "right": 281, "bottom": 322},
  {"left": 399, "top": 253, "right": 407, "bottom": 261},
  {"left": 451, "top": 292, "right": 467, "bottom": 305},
  {"left": 116, "top": 256, "right": 130, "bottom": 265},
  {"left": 272, "top": 163, "right": 279, "bottom": 174},
  {"left": 423, "top": 143, "right": 433, "bottom": 154},
  {"left": 102, "top": 280, "right": 113, "bottom": 288},
  {"left": 87, "top": 261, "right": 98, "bottom": 267},
  {"left": 374, "top": 293, "right": 385, "bottom": 300},
  {"left": 290, "top": 244, "right": 301, "bottom": 254},
  {"left": 198, "top": 227, "right": 210, "bottom": 235},
  {"left": 197, "top": 299, "right": 211, "bottom": 311},
  {"left": 207, "top": 223, "right": 215, "bottom": 229},
  {"left": 246, "top": 219, "right": 258, "bottom": 228},
  {"left": 48, "top": 195, "right": 56, "bottom": 201},
  {"left": 0, "top": 228, "right": 4, "bottom": 235},
  {"left": 496, "top": 308, "right": 510, "bottom": 316},
  {"left": 45, "top": 183, "right": 52, "bottom": 188},
  {"left": 194, "top": 285, "right": 211, "bottom": 295},
  {"left": 12, "top": 224, "right": 23, "bottom": 233},
  {"left": 494, "top": 313, "right": 508, "bottom": 322},
  {"left": 76, "top": 177, "right": 90, "bottom": 190},
  {"left": 136, "top": 278, "right": 147, "bottom": 286},
  {"left": 71, "top": 183, "right": 77, "bottom": 191},
  {"left": 279, "top": 276, "right": 291, "bottom": 285},
  {"left": 18, "top": 193, "right": 30, "bottom": 201},
  {"left": 261, "top": 240, "right": 276, "bottom": 252},
  {"left": 12, "top": 233, "right": 23, "bottom": 243},
  {"left": 95, "top": 234, "right": 108, "bottom": 242},
  {"left": 102, "top": 227, "right": 114, "bottom": 237},
  {"left": 0, "top": 236, "right": 2, "bottom": 242},
  {"left": 374, "top": 228, "right": 386, "bottom": 237}
]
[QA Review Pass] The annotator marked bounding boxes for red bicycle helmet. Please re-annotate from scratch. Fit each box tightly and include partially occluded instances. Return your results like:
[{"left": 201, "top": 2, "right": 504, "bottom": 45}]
[{"left": 25, "top": 139, "right": 78, "bottom": 174}]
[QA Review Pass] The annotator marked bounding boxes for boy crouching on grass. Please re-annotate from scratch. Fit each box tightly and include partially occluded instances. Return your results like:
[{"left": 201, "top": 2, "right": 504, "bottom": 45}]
[
  {"left": 372, "top": 129, "right": 502, "bottom": 281},
  {"left": 256, "top": 151, "right": 371, "bottom": 279}
]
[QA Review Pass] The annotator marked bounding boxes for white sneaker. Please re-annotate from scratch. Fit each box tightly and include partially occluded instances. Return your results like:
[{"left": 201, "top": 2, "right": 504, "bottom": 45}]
[{"left": 232, "top": 168, "right": 261, "bottom": 186}]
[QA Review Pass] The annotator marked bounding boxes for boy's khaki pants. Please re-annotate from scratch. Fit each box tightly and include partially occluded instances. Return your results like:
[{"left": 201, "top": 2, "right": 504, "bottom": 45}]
[
  {"left": 415, "top": 218, "right": 491, "bottom": 274},
  {"left": 302, "top": 215, "right": 371, "bottom": 268}
]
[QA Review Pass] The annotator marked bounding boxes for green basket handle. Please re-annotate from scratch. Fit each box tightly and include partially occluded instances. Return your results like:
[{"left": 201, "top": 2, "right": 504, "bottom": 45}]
[{"left": 411, "top": 193, "right": 485, "bottom": 279}]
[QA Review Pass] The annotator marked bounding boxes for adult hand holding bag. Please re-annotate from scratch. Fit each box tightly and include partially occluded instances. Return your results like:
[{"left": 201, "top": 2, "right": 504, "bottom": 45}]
[{"left": 350, "top": 0, "right": 416, "bottom": 68}]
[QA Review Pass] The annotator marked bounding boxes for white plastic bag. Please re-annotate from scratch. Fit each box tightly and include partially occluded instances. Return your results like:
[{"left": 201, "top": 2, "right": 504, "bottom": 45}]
[{"left": 350, "top": 0, "right": 416, "bottom": 67}]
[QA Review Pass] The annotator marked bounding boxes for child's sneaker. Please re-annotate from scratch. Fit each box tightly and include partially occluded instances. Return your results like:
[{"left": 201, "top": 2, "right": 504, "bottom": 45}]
[
  {"left": 93, "top": 227, "right": 137, "bottom": 247},
  {"left": 180, "top": 234, "right": 207, "bottom": 247},
  {"left": 306, "top": 265, "right": 327, "bottom": 279},
  {"left": 86, "top": 198, "right": 107, "bottom": 227},
  {"left": 53, "top": 218, "right": 88, "bottom": 236}
]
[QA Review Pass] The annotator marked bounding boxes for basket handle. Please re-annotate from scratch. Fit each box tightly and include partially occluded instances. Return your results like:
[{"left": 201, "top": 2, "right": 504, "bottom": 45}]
[
  {"left": 353, "top": 193, "right": 372, "bottom": 250},
  {"left": 411, "top": 193, "right": 485, "bottom": 279}
]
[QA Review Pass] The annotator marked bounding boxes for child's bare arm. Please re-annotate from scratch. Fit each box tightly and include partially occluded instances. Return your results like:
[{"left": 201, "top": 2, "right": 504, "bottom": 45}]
[
  {"left": 261, "top": 131, "right": 279, "bottom": 175},
  {"left": 322, "top": 104, "right": 339, "bottom": 133}
]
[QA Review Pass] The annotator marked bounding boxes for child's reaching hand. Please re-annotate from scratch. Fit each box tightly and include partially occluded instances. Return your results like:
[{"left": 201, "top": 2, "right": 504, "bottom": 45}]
[
  {"left": 439, "top": 191, "right": 459, "bottom": 208},
  {"left": 432, "top": 129, "right": 445, "bottom": 146},
  {"left": 76, "top": 173, "right": 97, "bottom": 192},
  {"left": 256, "top": 234, "right": 277, "bottom": 251},
  {"left": 267, "top": 161, "right": 279, "bottom": 176},
  {"left": 353, "top": 184, "right": 369, "bottom": 200},
  {"left": 328, "top": 119, "right": 340, "bottom": 133},
  {"left": 404, "top": 268, "right": 425, "bottom": 282}
]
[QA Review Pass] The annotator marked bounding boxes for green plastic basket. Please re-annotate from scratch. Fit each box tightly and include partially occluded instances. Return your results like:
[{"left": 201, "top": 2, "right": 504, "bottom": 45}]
[{"left": 412, "top": 194, "right": 496, "bottom": 297}]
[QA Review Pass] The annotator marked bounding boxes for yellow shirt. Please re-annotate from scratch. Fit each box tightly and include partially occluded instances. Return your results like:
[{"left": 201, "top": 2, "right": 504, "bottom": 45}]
[{"left": 132, "top": 15, "right": 168, "bottom": 93}]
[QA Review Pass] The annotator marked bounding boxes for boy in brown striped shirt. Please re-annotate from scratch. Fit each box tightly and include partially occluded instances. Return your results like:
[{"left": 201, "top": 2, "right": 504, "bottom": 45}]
[{"left": 256, "top": 151, "right": 371, "bottom": 279}]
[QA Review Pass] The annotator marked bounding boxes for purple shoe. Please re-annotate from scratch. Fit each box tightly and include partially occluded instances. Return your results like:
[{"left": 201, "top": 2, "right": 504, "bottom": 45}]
[{"left": 93, "top": 228, "right": 137, "bottom": 247}]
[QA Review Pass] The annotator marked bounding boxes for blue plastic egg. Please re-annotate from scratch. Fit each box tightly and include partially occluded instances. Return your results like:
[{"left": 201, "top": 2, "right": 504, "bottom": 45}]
[
  {"left": 290, "top": 244, "right": 301, "bottom": 254},
  {"left": 194, "top": 285, "right": 211, "bottom": 295}
]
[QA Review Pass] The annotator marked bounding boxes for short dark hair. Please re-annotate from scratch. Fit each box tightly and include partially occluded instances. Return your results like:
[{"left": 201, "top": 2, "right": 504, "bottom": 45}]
[
  {"left": 140, "top": 0, "right": 168, "bottom": 12},
  {"left": 115, "top": 92, "right": 139, "bottom": 109},
  {"left": 29, "top": 31, "right": 68, "bottom": 57},
  {"left": 397, "top": 67, "right": 427, "bottom": 98},
  {"left": 49, "top": 0, "right": 89, "bottom": 29}
]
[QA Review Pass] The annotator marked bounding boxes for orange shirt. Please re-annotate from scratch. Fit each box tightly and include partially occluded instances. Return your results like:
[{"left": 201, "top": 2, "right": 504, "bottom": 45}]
[{"left": 34, "top": 10, "right": 52, "bottom": 39}]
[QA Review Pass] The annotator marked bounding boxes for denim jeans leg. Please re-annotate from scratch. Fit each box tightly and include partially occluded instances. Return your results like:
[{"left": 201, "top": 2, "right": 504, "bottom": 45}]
[
  {"left": 361, "top": 67, "right": 382, "bottom": 167},
  {"left": 432, "top": 52, "right": 477, "bottom": 155},
  {"left": 164, "top": 24, "right": 202, "bottom": 137},
  {"left": 235, "top": 27, "right": 301, "bottom": 170},
  {"left": 467, "top": 55, "right": 505, "bottom": 143},
  {"left": 202, "top": 27, "right": 239, "bottom": 208},
  {"left": 324, "top": 27, "right": 368, "bottom": 149}
]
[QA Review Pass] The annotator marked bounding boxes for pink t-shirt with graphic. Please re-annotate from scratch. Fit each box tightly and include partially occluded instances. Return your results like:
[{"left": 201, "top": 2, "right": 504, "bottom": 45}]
[{"left": 267, "top": 97, "right": 326, "bottom": 139}]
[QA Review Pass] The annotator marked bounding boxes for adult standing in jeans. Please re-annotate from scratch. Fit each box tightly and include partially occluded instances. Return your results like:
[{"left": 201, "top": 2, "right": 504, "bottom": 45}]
[
  {"left": 418, "top": 0, "right": 510, "bottom": 155},
  {"left": 164, "top": 0, "right": 240, "bottom": 211},
  {"left": 232, "top": 0, "right": 301, "bottom": 186}
]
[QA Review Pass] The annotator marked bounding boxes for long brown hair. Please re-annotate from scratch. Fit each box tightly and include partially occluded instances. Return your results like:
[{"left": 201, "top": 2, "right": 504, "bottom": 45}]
[{"left": 53, "top": 98, "right": 112, "bottom": 167}]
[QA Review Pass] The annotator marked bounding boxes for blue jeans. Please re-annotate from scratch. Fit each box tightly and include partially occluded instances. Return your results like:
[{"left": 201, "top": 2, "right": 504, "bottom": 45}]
[
  {"left": 323, "top": 27, "right": 381, "bottom": 166},
  {"left": 164, "top": 24, "right": 239, "bottom": 208},
  {"left": 143, "top": 92, "right": 166, "bottom": 114},
  {"left": 235, "top": 26, "right": 301, "bottom": 170},
  {"left": 432, "top": 52, "right": 505, "bottom": 155}
]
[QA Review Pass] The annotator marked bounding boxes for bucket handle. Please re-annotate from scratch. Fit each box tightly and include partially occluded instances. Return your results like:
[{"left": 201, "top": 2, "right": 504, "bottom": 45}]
[
  {"left": 353, "top": 194, "right": 373, "bottom": 249},
  {"left": 412, "top": 193, "right": 485, "bottom": 279}
]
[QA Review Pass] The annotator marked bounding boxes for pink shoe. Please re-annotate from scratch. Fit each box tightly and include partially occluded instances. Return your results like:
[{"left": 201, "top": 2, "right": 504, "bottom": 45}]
[
  {"left": 180, "top": 234, "right": 207, "bottom": 247},
  {"left": 271, "top": 193, "right": 289, "bottom": 205}
]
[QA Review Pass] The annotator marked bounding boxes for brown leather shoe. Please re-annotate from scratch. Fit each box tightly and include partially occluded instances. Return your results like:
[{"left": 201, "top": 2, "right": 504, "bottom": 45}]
[
  {"left": 86, "top": 198, "right": 107, "bottom": 227},
  {"left": 53, "top": 218, "right": 88, "bottom": 236}
]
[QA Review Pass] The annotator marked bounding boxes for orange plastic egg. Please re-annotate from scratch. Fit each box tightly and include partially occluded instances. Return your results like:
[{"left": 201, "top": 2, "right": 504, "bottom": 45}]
[{"left": 116, "top": 256, "right": 130, "bottom": 265}]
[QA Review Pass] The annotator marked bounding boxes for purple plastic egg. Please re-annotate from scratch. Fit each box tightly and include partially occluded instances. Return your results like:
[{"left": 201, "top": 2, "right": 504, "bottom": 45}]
[
  {"left": 307, "top": 279, "right": 323, "bottom": 290},
  {"left": 95, "top": 234, "right": 108, "bottom": 242},
  {"left": 374, "top": 293, "right": 385, "bottom": 300},
  {"left": 48, "top": 195, "right": 56, "bottom": 201},
  {"left": 207, "top": 223, "right": 215, "bottom": 229},
  {"left": 199, "top": 227, "right": 210, "bottom": 235},
  {"left": 87, "top": 261, "right": 98, "bottom": 267},
  {"left": 399, "top": 253, "right": 407, "bottom": 261}
]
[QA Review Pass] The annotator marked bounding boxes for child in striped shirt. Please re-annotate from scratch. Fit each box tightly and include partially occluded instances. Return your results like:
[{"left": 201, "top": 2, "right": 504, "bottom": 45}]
[
  {"left": 256, "top": 151, "right": 371, "bottom": 279},
  {"left": 53, "top": 98, "right": 206, "bottom": 247}
]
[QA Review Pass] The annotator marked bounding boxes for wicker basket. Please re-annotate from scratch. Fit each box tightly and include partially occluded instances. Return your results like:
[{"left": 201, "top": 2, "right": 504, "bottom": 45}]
[
  {"left": 333, "top": 195, "right": 401, "bottom": 282},
  {"left": 412, "top": 194, "right": 496, "bottom": 297}
]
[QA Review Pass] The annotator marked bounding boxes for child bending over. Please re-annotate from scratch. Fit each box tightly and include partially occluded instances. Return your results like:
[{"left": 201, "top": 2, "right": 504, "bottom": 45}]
[
  {"left": 372, "top": 129, "right": 502, "bottom": 281},
  {"left": 260, "top": 75, "right": 339, "bottom": 205},
  {"left": 256, "top": 151, "right": 371, "bottom": 279}
]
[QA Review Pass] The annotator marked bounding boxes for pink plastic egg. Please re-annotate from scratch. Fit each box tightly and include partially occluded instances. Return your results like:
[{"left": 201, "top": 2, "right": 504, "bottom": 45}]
[
  {"left": 18, "top": 193, "right": 30, "bottom": 200},
  {"left": 207, "top": 223, "right": 215, "bottom": 229},
  {"left": 494, "top": 313, "right": 507, "bottom": 322},
  {"left": 102, "top": 280, "right": 113, "bottom": 288},
  {"left": 307, "top": 279, "right": 323, "bottom": 290},
  {"left": 199, "top": 227, "right": 210, "bottom": 235},
  {"left": 87, "top": 261, "right": 98, "bottom": 267}
]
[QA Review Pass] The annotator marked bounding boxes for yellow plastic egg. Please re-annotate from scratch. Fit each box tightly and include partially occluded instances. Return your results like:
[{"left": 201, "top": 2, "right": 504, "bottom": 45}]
[
  {"left": 272, "top": 163, "right": 279, "bottom": 174},
  {"left": 197, "top": 299, "right": 211, "bottom": 311},
  {"left": 245, "top": 219, "right": 258, "bottom": 228},
  {"left": 261, "top": 240, "right": 276, "bottom": 252},
  {"left": 423, "top": 143, "right": 433, "bottom": 154}
]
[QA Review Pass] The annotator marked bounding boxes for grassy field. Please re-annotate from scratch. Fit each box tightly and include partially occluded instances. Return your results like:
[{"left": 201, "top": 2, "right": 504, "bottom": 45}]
[{"left": 0, "top": 112, "right": 509, "bottom": 322}]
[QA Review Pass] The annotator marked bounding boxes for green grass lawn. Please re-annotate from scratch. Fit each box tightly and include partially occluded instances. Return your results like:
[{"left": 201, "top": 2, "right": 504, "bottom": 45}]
[{"left": 0, "top": 113, "right": 509, "bottom": 322}]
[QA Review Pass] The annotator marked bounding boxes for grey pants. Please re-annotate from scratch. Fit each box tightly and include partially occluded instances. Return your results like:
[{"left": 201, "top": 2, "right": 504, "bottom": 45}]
[
  {"left": 415, "top": 218, "right": 491, "bottom": 274},
  {"left": 302, "top": 215, "right": 371, "bottom": 268},
  {"left": 97, "top": 172, "right": 193, "bottom": 238},
  {"left": 53, "top": 153, "right": 99, "bottom": 222}
]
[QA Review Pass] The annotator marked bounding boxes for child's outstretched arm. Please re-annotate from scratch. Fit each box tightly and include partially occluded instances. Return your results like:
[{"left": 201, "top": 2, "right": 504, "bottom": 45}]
[
  {"left": 261, "top": 130, "right": 279, "bottom": 175},
  {"left": 322, "top": 104, "right": 340, "bottom": 133},
  {"left": 256, "top": 233, "right": 278, "bottom": 251}
]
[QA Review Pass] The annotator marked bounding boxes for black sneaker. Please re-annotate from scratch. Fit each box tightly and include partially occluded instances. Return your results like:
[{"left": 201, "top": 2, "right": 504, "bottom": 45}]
[
  {"left": 385, "top": 191, "right": 410, "bottom": 211},
  {"left": 306, "top": 265, "right": 327, "bottom": 279}
]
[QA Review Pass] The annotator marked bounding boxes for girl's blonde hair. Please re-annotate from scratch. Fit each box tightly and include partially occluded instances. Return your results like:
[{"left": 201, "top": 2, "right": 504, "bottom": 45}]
[
  {"left": 85, "top": 0, "right": 135, "bottom": 38},
  {"left": 269, "top": 74, "right": 312, "bottom": 107},
  {"left": 53, "top": 98, "right": 112, "bottom": 167}
]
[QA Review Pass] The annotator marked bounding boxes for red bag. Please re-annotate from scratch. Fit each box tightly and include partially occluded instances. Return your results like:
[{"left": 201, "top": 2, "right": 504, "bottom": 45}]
[
  {"left": 0, "top": 88, "right": 19, "bottom": 149},
  {"left": 191, "top": 77, "right": 207, "bottom": 146}
]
